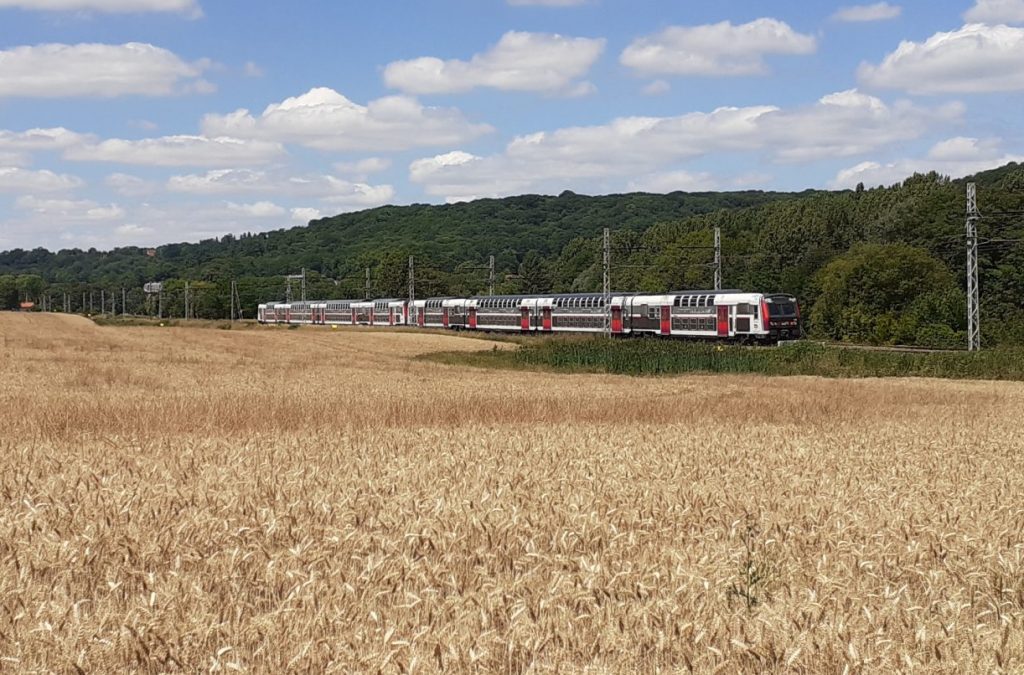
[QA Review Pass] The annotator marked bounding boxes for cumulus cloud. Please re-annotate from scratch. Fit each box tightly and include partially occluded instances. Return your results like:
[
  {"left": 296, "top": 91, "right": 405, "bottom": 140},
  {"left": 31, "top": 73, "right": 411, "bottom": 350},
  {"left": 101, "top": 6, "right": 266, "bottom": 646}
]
[
  {"left": 0, "top": 127, "right": 95, "bottom": 150},
  {"left": 166, "top": 167, "right": 395, "bottom": 207},
  {"left": 830, "top": 136, "right": 1024, "bottom": 188},
  {"left": 291, "top": 207, "right": 323, "bottom": 223},
  {"left": 627, "top": 170, "right": 718, "bottom": 193},
  {"left": 409, "top": 90, "right": 961, "bottom": 201},
  {"left": 64, "top": 135, "right": 285, "bottom": 166},
  {"left": 859, "top": 24, "right": 1024, "bottom": 93},
  {"left": 225, "top": 200, "right": 286, "bottom": 218},
  {"left": 15, "top": 195, "right": 124, "bottom": 221},
  {"left": 964, "top": 0, "right": 1024, "bottom": 23},
  {"left": 201, "top": 87, "right": 491, "bottom": 152},
  {"left": 0, "top": 43, "right": 212, "bottom": 98},
  {"left": 105, "top": 172, "right": 156, "bottom": 196},
  {"left": 0, "top": 0, "right": 201, "bottom": 15},
  {"left": 384, "top": 31, "right": 604, "bottom": 95},
  {"left": 333, "top": 157, "right": 391, "bottom": 177},
  {"left": 832, "top": 2, "right": 902, "bottom": 22},
  {"left": 0, "top": 166, "right": 84, "bottom": 192},
  {"left": 620, "top": 19, "right": 816, "bottom": 76}
]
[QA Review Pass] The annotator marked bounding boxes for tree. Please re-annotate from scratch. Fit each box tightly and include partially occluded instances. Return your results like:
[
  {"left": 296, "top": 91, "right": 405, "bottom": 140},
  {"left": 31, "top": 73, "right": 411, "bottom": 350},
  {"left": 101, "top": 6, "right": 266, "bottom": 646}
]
[
  {"left": 810, "top": 243, "right": 964, "bottom": 346},
  {"left": 0, "top": 275, "right": 17, "bottom": 309}
]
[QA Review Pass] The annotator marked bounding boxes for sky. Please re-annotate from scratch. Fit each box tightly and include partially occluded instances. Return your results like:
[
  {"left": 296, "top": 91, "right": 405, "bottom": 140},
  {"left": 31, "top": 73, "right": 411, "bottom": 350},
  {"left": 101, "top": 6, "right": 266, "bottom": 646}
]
[{"left": 1, "top": 0, "right": 1023, "bottom": 252}]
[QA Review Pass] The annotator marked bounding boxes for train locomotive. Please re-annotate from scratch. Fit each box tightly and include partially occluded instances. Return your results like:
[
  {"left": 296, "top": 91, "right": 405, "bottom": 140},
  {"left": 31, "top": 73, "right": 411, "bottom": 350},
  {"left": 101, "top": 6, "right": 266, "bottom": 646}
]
[{"left": 258, "top": 290, "right": 801, "bottom": 342}]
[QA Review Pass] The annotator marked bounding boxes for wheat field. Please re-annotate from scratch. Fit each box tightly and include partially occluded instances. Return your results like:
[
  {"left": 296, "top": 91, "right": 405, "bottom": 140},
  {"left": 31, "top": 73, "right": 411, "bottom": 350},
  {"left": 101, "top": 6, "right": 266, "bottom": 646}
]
[{"left": 1, "top": 313, "right": 1023, "bottom": 673}]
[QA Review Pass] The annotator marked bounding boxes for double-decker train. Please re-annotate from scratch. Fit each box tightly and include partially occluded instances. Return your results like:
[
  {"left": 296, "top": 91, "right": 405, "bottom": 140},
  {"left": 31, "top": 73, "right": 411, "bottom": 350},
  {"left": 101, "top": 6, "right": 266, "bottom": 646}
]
[{"left": 258, "top": 290, "right": 801, "bottom": 342}]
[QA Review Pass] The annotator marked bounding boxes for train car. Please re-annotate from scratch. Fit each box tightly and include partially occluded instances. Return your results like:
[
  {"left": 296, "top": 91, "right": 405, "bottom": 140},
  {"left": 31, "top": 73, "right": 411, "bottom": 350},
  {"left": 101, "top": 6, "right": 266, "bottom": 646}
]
[
  {"left": 371, "top": 299, "right": 403, "bottom": 326},
  {"left": 387, "top": 299, "right": 409, "bottom": 326},
  {"left": 442, "top": 298, "right": 472, "bottom": 329},
  {"left": 763, "top": 294, "right": 801, "bottom": 341},
  {"left": 548, "top": 293, "right": 607, "bottom": 333},
  {"left": 322, "top": 299, "right": 359, "bottom": 325},
  {"left": 472, "top": 295, "right": 528, "bottom": 332},
  {"left": 416, "top": 298, "right": 448, "bottom": 328},
  {"left": 350, "top": 300, "right": 372, "bottom": 325}
]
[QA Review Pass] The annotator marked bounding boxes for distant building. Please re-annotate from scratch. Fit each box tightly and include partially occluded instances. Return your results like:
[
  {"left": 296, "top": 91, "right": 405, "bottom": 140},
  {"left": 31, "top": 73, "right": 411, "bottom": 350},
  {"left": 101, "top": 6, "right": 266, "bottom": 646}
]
[
  {"left": 146, "top": 249, "right": 157, "bottom": 257},
  {"left": 18, "top": 302, "right": 35, "bottom": 311}
]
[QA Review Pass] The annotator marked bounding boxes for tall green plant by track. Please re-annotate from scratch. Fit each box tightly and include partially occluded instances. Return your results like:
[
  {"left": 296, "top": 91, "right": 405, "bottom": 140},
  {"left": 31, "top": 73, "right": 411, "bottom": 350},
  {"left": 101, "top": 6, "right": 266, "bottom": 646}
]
[{"left": 425, "top": 337, "right": 1024, "bottom": 381}]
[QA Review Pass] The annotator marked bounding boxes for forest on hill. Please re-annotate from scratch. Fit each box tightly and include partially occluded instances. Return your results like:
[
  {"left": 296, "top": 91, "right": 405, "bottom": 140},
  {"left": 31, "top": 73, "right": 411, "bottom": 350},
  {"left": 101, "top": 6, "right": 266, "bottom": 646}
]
[{"left": 2, "top": 163, "right": 1023, "bottom": 347}]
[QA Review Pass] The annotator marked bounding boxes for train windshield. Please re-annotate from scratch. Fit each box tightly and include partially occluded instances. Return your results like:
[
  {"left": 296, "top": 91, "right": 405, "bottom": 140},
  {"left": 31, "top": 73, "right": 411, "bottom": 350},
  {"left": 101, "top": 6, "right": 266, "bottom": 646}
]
[{"left": 769, "top": 298, "right": 798, "bottom": 317}]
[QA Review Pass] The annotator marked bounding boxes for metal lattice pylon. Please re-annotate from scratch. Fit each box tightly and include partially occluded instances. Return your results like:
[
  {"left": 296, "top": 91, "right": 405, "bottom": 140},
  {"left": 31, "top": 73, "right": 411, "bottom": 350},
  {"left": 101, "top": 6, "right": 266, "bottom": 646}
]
[
  {"left": 966, "top": 183, "right": 980, "bottom": 352},
  {"left": 603, "top": 227, "right": 611, "bottom": 337}
]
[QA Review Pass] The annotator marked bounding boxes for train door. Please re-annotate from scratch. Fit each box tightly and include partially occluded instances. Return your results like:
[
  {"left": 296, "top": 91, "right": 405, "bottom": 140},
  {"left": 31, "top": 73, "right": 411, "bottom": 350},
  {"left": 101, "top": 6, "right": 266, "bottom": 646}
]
[
  {"left": 520, "top": 307, "right": 530, "bottom": 331},
  {"left": 660, "top": 305, "right": 671, "bottom": 335},
  {"left": 542, "top": 307, "right": 552, "bottom": 331},
  {"left": 389, "top": 308, "right": 395, "bottom": 326},
  {"left": 611, "top": 306, "right": 623, "bottom": 334},
  {"left": 469, "top": 308, "right": 478, "bottom": 329},
  {"left": 418, "top": 310, "right": 425, "bottom": 327},
  {"left": 717, "top": 305, "right": 730, "bottom": 337},
  {"left": 442, "top": 308, "right": 449, "bottom": 328}
]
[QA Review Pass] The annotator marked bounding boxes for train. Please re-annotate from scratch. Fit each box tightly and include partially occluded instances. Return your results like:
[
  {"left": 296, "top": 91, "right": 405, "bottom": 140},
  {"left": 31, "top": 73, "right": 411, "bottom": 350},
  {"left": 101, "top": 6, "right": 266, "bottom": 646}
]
[{"left": 257, "top": 290, "right": 801, "bottom": 342}]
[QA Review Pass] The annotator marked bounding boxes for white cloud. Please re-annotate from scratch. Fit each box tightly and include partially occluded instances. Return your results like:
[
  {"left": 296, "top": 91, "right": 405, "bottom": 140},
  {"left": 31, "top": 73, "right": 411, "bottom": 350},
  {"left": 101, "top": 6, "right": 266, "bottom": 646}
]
[
  {"left": 225, "top": 200, "right": 286, "bottom": 218},
  {"left": 0, "top": 43, "right": 212, "bottom": 98},
  {"left": 291, "top": 207, "right": 323, "bottom": 223},
  {"left": 620, "top": 19, "right": 816, "bottom": 76},
  {"left": 64, "top": 135, "right": 285, "bottom": 166},
  {"left": 964, "top": 0, "right": 1024, "bottom": 23},
  {"left": 627, "top": 170, "right": 718, "bottom": 193},
  {"left": 409, "top": 90, "right": 961, "bottom": 200},
  {"left": 832, "top": 3, "right": 902, "bottom": 22},
  {"left": 201, "top": 87, "right": 491, "bottom": 152},
  {"left": 165, "top": 168, "right": 395, "bottom": 208},
  {"left": 0, "top": 152, "right": 27, "bottom": 166},
  {"left": 15, "top": 195, "right": 124, "bottom": 221},
  {"left": 0, "top": 166, "right": 84, "bottom": 192},
  {"left": 384, "top": 31, "right": 605, "bottom": 95},
  {"left": 830, "top": 137, "right": 1024, "bottom": 187},
  {"left": 0, "top": 127, "right": 94, "bottom": 150},
  {"left": 641, "top": 79, "right": 671, "bottom": 96},
  {"left": 859, "top": 24, "right": 1024, "bottom": 93},
  {"left": 105, "top": 172, "right": 157, "bottom": 196},
  {"left": 243, "top": 61, "right": 263, "bottom": 77},
  {"left": 333, "top": 157, "right": 391, "bottom": 177},
  {"left": 0, "top": 0, "right": 201, "bottom": 15}
]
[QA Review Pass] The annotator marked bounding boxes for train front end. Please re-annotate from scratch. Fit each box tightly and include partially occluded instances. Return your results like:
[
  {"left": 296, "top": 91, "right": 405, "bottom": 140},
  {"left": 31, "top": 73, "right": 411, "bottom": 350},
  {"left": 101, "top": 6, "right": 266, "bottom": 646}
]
[{"left": 762, "top": 294, "right": 801, "bottom": 342}]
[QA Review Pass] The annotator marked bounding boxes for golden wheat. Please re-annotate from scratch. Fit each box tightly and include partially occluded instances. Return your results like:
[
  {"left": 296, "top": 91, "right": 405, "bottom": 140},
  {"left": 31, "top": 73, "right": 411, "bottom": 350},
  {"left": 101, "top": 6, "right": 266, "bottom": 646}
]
[{"left": 1, "top": 313, "right": 1023, "bottom": 673}]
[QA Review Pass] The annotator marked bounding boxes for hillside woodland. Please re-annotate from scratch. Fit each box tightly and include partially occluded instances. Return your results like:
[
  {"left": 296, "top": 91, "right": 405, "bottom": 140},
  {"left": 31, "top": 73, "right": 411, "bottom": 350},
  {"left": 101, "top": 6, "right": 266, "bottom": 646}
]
[{"left": 2, "top": 163, "right": 1022, "bottom": 347}]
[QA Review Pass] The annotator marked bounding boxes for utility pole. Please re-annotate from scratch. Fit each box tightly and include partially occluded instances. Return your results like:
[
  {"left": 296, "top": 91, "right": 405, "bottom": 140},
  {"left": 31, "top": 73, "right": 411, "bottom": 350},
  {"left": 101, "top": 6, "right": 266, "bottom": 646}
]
[
  {"left": 489, "top": 255, "right": 495, "bottom": 296},
  {"left": 122, "top": 288, "right": 126, "bottom": 317},
  {"left": 966, "top": 182, "right": 981, "bottom": 352},
  {"left": 603, "top": 227, "right": 611, "bottom": 337},
  {"left": 408, "top": 256, "right": 415, "bottom": 305},
  {"left": 82, "top": 292, "right": 86, "bottom": 314},
  {"left": 89, "top": 291, "right": 94, "bottom": 314},
  {"left": 232, "top": 280, "right": 242, "bottom": 320},
  {"left": 301, "top": 267, "right": 306, "bottom": 302},
  {"left": 714, "top": 227, "right": 722, "bottom": 291},
  {"left": 184, "top": 281, "right": 190, "bottom": 320},
  {"left": 101, "top": 290, "right": 105, "bottom": 315},
  {"left": 365, "top": 267, "right": 371, "bottom": 300}
]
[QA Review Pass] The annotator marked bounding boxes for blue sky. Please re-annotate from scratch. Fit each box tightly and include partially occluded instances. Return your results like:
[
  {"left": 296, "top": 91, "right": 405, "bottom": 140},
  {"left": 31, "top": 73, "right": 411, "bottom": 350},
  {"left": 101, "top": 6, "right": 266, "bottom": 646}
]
[{"left": 1, "top": 0, "right": 1022, "bottom": 251}]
